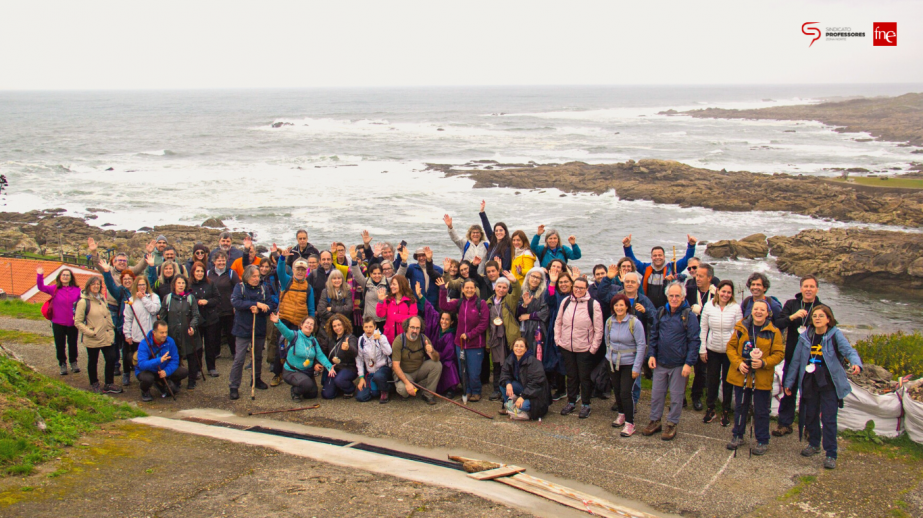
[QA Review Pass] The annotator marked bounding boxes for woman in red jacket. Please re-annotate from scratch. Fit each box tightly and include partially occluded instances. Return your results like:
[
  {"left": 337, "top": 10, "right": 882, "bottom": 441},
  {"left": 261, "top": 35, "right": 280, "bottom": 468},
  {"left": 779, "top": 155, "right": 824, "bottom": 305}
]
[{"left": 375, "top": 274, "right": 418, "bottom": 344}]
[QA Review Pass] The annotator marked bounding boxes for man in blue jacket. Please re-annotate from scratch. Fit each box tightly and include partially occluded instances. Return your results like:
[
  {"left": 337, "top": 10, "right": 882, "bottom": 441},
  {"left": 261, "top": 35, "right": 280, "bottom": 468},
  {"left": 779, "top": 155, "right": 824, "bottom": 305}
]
[
  {"left": 642, "top": 282, "right": 700, "bottom": 441},
  {"left": 135, "top": 320, "right": 188, "bottom": 402},
  {"left": 622, "top": 234, "right": 697, "bottom": 309},
  {"left": 406, "top": 247, "right": 444, "bottom": 307}
]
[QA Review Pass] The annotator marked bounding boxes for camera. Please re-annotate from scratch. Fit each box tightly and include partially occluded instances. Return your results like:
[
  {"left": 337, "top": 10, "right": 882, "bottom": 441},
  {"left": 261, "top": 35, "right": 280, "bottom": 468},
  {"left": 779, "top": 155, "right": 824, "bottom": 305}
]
[{"left": 742, "top": 340, "right": 754, "bottom": 368}]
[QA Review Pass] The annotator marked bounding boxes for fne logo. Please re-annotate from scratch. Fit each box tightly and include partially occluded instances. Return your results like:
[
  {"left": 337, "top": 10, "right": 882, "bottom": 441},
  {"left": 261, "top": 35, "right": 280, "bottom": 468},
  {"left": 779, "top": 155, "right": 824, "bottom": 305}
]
[
  {"left": 802, "top": 22, "right": 821, "bottom": 47},
  {"left": 874, "top": 22, "right": 896, "bottom": 46}
]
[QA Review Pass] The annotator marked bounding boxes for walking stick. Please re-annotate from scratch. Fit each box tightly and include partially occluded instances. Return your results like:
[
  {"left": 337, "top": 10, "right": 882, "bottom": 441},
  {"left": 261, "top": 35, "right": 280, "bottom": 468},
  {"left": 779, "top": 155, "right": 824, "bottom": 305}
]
[
  {"left": 127, "top": 300, "right": 175, "bottom": 401},
  {"left": 248, "top": 404, "right": 320, "bottom": 416},
  {"left": 409, "top": 380, "right": 494, "bottom": 419},
  {"left": 251, "top": 313, "right": 257, "bottom": 401}
]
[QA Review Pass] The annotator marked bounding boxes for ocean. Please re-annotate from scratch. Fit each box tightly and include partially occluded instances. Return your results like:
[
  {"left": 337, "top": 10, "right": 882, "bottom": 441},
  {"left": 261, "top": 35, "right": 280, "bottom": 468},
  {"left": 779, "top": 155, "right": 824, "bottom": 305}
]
[{"left": 2, "top": 84, "right": 922, "bottom": 337}]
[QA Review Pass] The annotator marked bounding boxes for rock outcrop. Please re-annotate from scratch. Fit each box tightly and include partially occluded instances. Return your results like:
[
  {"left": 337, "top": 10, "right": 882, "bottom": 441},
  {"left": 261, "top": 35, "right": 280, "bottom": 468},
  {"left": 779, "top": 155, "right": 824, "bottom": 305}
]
[
  {"left": 768, "top": 228, "right": 923, "bottom": 294},
  {"left": 706, "top": 233, "right": 769, "bottom": 259}
]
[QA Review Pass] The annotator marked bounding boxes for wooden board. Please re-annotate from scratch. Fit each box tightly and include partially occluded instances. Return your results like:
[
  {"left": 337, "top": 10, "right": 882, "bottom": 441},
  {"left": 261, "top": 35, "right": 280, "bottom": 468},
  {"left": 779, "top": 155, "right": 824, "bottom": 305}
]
[
  {"left": 467, "top": 465, "right": 526, "bottom": 480},
  {"left": 497, "top": 473, "right": 657, "bottom": 518}
]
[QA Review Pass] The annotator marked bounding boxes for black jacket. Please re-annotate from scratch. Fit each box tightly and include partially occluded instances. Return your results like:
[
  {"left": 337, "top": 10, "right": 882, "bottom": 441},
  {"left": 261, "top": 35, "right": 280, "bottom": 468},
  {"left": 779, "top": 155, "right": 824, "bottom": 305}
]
[
  {"left": 188, "top": 279, "right": 220, "bottom": 327},
  {"left": 498, "top": 353, "right": 549, "bottom": 420},
  {"left": 308, "top": 268, "right": 333, "bottom": 312},
  {"left": 207, "top": 268, "right": 240, "bottom": 317},
  {"left": 777, "top": 294, "right": 824, "bottom": 363},
  {"left": 286, "top": 243, "right": 321, "bottom": 267}
]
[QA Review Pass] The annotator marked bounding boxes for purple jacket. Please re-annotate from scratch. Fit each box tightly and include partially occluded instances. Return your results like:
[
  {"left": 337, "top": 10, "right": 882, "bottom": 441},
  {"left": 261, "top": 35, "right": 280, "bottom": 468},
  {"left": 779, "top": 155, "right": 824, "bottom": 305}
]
[
  {"left": 439, "top": 288, "right": 489, "bottom": 350},
  {"left": 420, "top": 298, "right": 461, "bottom": 393},
  {"left": 37, "top": 274, "right": 82, "bottom": 327}
]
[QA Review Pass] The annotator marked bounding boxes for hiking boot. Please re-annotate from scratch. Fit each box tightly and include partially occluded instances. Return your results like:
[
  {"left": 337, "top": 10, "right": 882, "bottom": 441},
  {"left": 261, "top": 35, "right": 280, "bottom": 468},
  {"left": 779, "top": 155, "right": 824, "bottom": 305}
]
[
  {"left": 692, "top": 399, "right": 703, "bottom": 411},
  {"left": 551, "top": 390, "right": 566, "bottom": 402},
  {"left": 612, "top": 413, "right": 626, "bottom": 428},
  {"left": 169, "top": 381, "right": 181, "bottom": 394},
  {"left": 423, "top": 393, "right": 437, "bottom": 405},
  {"left": 187, "top": 380, "right": 196, "bottom": 390},
  {"left": 89, "top": 382, "right": 101, "bottom": 394},
  {"left": 661, "top": 422, "right": 677, "bottom": 441},
  {"left": 71, "top": 362, "right": 81, "bottom": 374},
  {"left": 752, "top": 443, "right": 769, "bottom": 456},
  {"left": 59, "top": 363, "right": 68, "bottom": 376},
  {"left": 498, "top": 405, "right": 508, "bottom": 415},
  {"left": 703, "top": 408, "right": 717, "bottom": 424},
  {"left": 510, "top": 410, "right": 530, "bottom": 421},
  {"left": 720, "top": 410, "right": 731, "bottom": 427},
  {"left": 208, "top": 369, "right": 220, "bottom": 377},
  {"left": 578, "top": 405, "right": 592, "bottom": 419},
  {"left": 469, "top": 394, "right": 481, "bottom": 402},
  {"left": 726, "top": 436, "right": 745, "bottom": 450},
  {"left": 229, "top": 388, "right": 240, "bottom": 400},
  {"left": 489, "top": 390, "right": 501, "bottom": 401},
  {"left": 560, "top": 402, "right": 577, "bottom": 416},
  {"left": 823, "top": 456, "right": 837, "bottom": 470},
  {"left": 445, "top": 389, "right": 456, "bottom": 400},
  {"left": 271, "top": 374, "right": 283, "bottom": 387},
  {"left": 772, "top": 425, "right": 793, "bottom": 437},
  {"left": 801, "top": 445, "right": 822, "bottom": 457},
  {"left": 641, "top": 420, "right": 662, "bottom": 436},
  {"left": 141, "top": 391, "right": 153, "bottom": 402},
  {"left": 621, "top": 423, "right": 636, "bottom": 437},
  {"left": 379, "top": 393, "right": 389, "bottom": 404},
  {"left": 254, "top": 378, "right": 269, "bottom": 390},
  {"left": 122, "top": 373, "right": 131, "bottom": 386},
  {"left": 102, "top": 384, "right": 123, "bottom": 394}
]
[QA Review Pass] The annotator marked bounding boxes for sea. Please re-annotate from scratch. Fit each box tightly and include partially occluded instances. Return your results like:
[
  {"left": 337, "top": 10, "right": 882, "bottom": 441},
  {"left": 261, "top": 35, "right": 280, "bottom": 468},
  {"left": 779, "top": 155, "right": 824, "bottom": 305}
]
[{"left": 2, "top": 84, "right": 922, "bottom": 338}]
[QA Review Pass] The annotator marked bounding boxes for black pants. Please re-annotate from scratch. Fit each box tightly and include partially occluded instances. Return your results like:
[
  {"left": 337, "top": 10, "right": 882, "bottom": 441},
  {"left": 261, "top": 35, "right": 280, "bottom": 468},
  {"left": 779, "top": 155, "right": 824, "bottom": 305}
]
[
  {"left": 777, "top": 361, "right": 799, "bottom": 427},
  {"left": 690, "top": 358, "right": 706, "bottom": 401},
  {"left": 112, "top": 329, "right": 124, "bottom": 367},
  {"left": 200, "top": 322, "right": 221, "bottom": 370},
  {"left": 138, "top": 367, "right": 190, "bottom": 393},
  {"left": 609, "top": 366, "right": 636, "bottom": 424},
  {"left": 219, "top": 314, "right": 235, "bottom": 355},
  {"left": 560, "top": 349, "right": 595, "bottom": 405},
  {"left": 186, "top": 351, "right": 201, "bottom": 384},
  {"left": 283, "top": 370, "right": 319, "bottom": 399},
  {"left": 803, "top": 388, "right": 839, "bottom": 458},
  {"left": 492, "top": 361, "right": 502, "bottom": 392},
  {"left": 122, "top": 337, "right": 138, "bottom": 375},
  {"left": 481, "top": 350, "right": 491, "bottom": 386},
  {"left": 52, "top": 323, "right": 79, "bottom": 365},
  {"left": 705, "top": 350, "right": 733, "bottom": 411},
  {"left": 86, "top": 345, "right": 118, "bottom": 385},
  {"left": 731, "top": 386, "right": 771, "bottom": 444}
]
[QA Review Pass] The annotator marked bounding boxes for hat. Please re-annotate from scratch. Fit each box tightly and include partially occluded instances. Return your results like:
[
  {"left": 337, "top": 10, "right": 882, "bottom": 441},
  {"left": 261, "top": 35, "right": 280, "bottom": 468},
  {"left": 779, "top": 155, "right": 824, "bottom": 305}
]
[
  {"left": 293, "top": 259, "right": 309, "bottom": 269},
  {"left": 156, "top": 235, "right": 167, "bottom": 242}
]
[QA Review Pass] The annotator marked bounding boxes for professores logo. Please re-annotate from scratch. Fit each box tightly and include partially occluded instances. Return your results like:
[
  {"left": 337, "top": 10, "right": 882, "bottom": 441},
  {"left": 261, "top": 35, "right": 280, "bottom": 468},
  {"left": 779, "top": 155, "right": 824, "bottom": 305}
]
[{"left": 802, "top": 22, "right": 896, "bottom": 46}]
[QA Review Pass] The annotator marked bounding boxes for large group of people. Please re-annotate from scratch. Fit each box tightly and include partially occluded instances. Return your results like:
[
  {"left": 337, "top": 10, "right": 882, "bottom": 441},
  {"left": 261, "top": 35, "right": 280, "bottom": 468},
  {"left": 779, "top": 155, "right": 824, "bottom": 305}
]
[{"left": 36, "top": 203, "right": 865, "bottom": 470}]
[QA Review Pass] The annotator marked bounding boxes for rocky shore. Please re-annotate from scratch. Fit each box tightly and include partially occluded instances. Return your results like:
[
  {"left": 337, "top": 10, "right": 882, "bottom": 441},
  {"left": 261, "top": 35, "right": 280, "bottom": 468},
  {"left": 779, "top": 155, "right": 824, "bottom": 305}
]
[
  {"left": 678, "top": 92, "right": 923, "bottom": 147},
  {"left": 428, "top": 159, "right": 923, "bottom": 227},
  {"left": 0, "top": 210, "right": 248, "bottom": 259}
]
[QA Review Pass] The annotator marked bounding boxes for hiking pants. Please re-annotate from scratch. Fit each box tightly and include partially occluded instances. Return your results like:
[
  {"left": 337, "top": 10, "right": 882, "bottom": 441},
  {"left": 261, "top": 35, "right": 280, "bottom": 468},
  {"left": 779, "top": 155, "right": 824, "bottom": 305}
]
[
  {"left": 649, "top": 365, "right": 686, "bottom": 425},
  {"left": 706, "top": 350, "right": 733, "bottom": 411},
  {"left": 229, "top": 336, "right": 263, "bottom": 390},
  {"left": 609, "top": 366, "right": 636, "bottom": 424},
  {"left": 86, "top": 344, "right": 117, "bottom": 385},
  {"left": 53, "top": 323, "right": 79, "bottom": 365},
  {"left": 803, "top": 388, "right": 839, "bottom": 459},
  {"left": 283, "top": 370, "right": 319, "bottom": 399},
  {"left": 561, "top": 349, "right": 594, "bottom": 406},
  {"left": 356, "top": 366, "right": 392, "bottom": 402},
  {"left": 322, "top": 368, "right": 358, "bottom": 399},
  {"left": 731, "top": 386, "right": 771, "bottom": 444},
  {"left": 138, "top": 367, "right": 189, "bottom": 393}
]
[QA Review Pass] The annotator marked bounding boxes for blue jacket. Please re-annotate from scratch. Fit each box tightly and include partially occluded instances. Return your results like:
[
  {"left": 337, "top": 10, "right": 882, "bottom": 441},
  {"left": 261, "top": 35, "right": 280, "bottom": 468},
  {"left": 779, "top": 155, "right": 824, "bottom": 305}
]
[
  {"left": 276, "top": 260, "right": 315, "bottom": 318},
  {"left": 783, "top": 327, "right": 863, "bottom": 400},
  {"left": 231, "top": 282, "right": 278, "bottom": 338},
  {"left": 624, "top": 243, "right": 695, "bottom": 297},
  {"left": 406, "top": 263, "right": 444, "bottom": 307},
  {"left": 649, "top": 301, "right": 701, "bottom": 369},
  {"left": 530, "top": 234, "right": 581, "bottom": 268},
  {"left": 101, "top": 270, "right": 130, "bottom": 330},
  {"left": 135, "top": 331, "right": 180, "bottom": 377},
  {"left": 275, "top": 321, "right": 333, "bottom": 373}
]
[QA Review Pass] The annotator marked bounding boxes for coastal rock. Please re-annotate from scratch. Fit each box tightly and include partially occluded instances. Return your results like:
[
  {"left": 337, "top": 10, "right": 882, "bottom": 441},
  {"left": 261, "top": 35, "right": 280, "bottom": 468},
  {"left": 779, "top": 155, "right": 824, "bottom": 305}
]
[
  {"left": 705, "top": 233, "right": 768, "bottom": 259},
  {"left": 768, "top": 228, "right": 923, "bottom": 293},
  {"left": 87, "top": 208, "right": 112, "bottom": 213},
  {"left": 271, "top": 122, "right": 293, "bottom": 128},
  {"left": 201, "top": 217, "right": 225, "bottom": 229},
  {"left": 0, "top": 229, "right": 39, "bottom": 253}
]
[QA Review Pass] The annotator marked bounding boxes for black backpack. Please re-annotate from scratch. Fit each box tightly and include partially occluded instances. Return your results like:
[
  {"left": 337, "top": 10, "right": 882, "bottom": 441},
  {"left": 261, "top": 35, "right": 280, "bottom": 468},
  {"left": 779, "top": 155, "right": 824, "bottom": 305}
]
[{"left": 562, "top": 297, "right": 598, "bottom": 326}]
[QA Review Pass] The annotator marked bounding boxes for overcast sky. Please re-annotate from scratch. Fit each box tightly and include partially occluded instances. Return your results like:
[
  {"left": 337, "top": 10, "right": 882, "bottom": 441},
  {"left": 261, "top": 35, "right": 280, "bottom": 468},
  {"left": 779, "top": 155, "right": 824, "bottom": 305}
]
[{"left": 0, "top": 0, "right": 919, "bottom": 89}]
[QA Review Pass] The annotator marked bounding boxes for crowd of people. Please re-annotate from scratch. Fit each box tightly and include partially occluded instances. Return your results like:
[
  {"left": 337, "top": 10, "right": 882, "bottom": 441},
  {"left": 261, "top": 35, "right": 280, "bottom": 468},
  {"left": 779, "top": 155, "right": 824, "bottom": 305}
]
[{"left": 35, "top": 202, "right": 864, "bottom": 469}]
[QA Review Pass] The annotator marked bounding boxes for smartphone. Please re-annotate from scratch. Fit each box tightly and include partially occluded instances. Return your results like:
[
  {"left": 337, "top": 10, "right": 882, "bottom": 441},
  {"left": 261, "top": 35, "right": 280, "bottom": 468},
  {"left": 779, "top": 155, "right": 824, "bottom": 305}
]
[{"left": 399, "top": 239, "right": 407, "bottom": 251}]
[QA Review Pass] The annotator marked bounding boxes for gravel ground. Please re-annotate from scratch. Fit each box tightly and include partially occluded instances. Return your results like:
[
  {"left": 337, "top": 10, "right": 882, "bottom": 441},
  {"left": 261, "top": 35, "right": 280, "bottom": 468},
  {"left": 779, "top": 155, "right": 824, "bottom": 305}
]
[
  {"left": 0, "top": 422, "right": 530, "bottom": 517},
  {"left": 0, "top": 316, "right": 53, "bottom": 336},
  {"left": 4, "top": 324, "right": 921, "bottom": 518}
]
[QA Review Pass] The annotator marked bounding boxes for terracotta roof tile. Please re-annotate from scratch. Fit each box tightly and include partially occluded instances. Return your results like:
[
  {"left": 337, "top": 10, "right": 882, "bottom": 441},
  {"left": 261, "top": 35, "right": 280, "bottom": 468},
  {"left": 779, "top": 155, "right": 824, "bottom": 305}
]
[{"left": 0, "top": 258, "right": 64, "bottom": 297}]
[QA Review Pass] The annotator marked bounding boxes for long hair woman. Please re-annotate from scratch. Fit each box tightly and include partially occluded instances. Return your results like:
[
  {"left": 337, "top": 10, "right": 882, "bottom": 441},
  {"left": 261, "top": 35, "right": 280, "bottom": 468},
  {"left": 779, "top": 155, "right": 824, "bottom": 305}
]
[{"left": 36, "top": 266, "right": 82, "bottom": 375}]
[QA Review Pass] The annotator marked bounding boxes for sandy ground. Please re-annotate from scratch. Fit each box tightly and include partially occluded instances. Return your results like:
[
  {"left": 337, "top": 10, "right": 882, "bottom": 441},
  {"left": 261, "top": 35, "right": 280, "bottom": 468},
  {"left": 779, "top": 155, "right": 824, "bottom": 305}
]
[{"left": 3, "top": 324, "right": 922, "bottom": 517}]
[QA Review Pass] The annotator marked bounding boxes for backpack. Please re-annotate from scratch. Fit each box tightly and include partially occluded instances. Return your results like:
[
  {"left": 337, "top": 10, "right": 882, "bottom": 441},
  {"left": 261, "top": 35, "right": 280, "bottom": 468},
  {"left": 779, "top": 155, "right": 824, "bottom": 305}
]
[
  {"left": 282, "top": 333, "right": 315, "bottom": 373},
  {"left": 562, "top": 297, "right": 598, "bottom": 326}
]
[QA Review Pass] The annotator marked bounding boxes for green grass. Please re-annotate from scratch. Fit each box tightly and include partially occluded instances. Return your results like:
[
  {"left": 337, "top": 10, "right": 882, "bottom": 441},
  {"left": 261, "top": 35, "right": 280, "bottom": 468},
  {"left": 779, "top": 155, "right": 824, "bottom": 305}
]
[
  {"left": 829, "top": 176, "right": 923, "bottom": 189},
  {"left": 0, "top": 300, "right": 44, "bottom": 321},
  {"left": 780, "top": 475, "right": 817, "bottom": 500},
  {"left": 0, "top": 330, "right": 49, "bottom": 345},
  {"left": 0, "top": 354, "right": 145, "bottom": 476}
]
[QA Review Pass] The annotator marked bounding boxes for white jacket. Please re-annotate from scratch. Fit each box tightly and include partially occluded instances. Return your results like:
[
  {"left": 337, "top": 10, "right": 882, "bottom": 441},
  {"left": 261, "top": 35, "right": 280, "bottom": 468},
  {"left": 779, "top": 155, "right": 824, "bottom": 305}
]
[
  {"left": 699, "top": 301, "right": 743, "bottom": 354},
  {"left": 122, "top": 294, "right": 161, "bottom": 343}
]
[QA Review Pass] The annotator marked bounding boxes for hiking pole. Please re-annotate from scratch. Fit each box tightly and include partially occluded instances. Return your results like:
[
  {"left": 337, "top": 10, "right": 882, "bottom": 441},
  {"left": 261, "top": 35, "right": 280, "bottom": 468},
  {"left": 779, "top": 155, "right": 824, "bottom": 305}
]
[
  {"left": 409, "top": 380, "right": 495, "bottom": 420},
  {"left": 248, "top": 404, "right": 320, "bottom": 416},
  {"left": 251, "top": 313, "right": 257, "bottom": 401},
  {"left": 128, "top": 300, "right": 175, "bottom": 401}
]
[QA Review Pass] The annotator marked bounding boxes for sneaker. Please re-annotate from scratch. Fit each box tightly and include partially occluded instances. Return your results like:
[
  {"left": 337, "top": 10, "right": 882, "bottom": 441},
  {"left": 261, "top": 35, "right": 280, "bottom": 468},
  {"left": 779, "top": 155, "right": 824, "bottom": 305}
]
[
  {"left": 551, "top": 390, "right": 566, "bottom": 402},
  {"left": 89, "top": 382, "right": 101, "bottom": 393},
  {"left": 141, "top": 391, "right": 153, "bottom": 402},
  {"left": 469, "top": 394, "right": 481, "bottom": 402},
  {"left": 423, "top": 394, "right": 437, "bottom": 405},
  {"left": 727, "top": 436, "right": 745, "bottom": 450},
  {"left": 271, "top": 374, "right": 283, "bottom": 387},
  {"left": 595, "top": 389, "right": 610, "bottom": 400},
  {"left": 122, "top": 373, "right": 131, "bottom": 386},
  {"left": 510, "top": 410, "right": 530, "bottom": 421},
  {"left": 801, "top": 445, "right": 822, "bottom": 457},
  {"left": 620, "top": 423, "right": 636, "bottom": 437},
  {"left": 641, "top": 420, "right": 662, "bottom": 436},
  {"left": 703, "top": 408, "right": 717, "bottom": 423},
  {"left": 692, "top": 399, "right": 703, "bottom": 411},
  {"left": 772, "top": 425, "right": 793, "bottom": 437},
  {"left": 489, "top": 390, "right": 501, "bottom": 401},
  {"left": 661, "top": 422, "right": 677, "bottom": 441},
  {"left": 344, "top": 391, "right": 354, "bottom": 399},
  {"left": 823, "top": 456, "right": 837, "bottom": 470},
  {"left": 71, "top": 362, "right": 81, "bottom": 374},
  {"left": 168, "top": 381, "right": 181, "bottom": 394},
  {"left": 752, "top": 443, "right": 769, "bottom": 456},
  {"left": 578, "top": 405, "right": 592, "bottom": 419},
  {"left": 187, "top": 381, "right": 196, "bottom": 390},
  {"left": 379, "top": 393, "right": 389, "bottom": 404},
  {"left": 102, "top": 384, "right": 123, "bottom": 394},
  {"left": 208, "top": 369, "right": 220, "bottom": 377},
  {"left": 229, "top": 388, "right": 240, "bottom": 400},
  {"left": 59, "top": 363, "right": 68, "bottom": 376},
  {"left": 560, "top": 402, "right": 577, "bottom": 416},
  {"left": 254, "top": 379, "right": 269, "bottom": 390},
  {"left": 720, "top": 410, "right": 731, "bottom": 427},
  {"left": 612, "top": 413, "right": 626, "bottom": 428},
  {"left": 290, "top": 386, "right": 302, "bottom": 402},
  {"left": 445, "top": 389, "right": 456, "bottom": 400}
]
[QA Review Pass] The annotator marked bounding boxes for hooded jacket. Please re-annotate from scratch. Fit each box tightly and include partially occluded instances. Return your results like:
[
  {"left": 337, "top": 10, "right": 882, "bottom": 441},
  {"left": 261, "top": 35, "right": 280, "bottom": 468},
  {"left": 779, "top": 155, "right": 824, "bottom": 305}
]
[
  {"left": 135, "top": 331, "right": 180, "bottom": 377},
  {"left": 649, "top": 301, "right": 701, "bottom": 368},
  {"left": 784, "top": 326, "right": 863, "bottom": 400},
  {"left": 357, "top": 333, "right": 392, "bottom": 377},
  {"left": 376, "top": 296, "right": 418, "bottom": 344},
  {"left": 777, "top": 293, "right": 824, "bottom": 363},
  {"left": 158, "top": 291, "right": 202, "bottom": 356},
  {"left": 74, "top": 293, "right": 115, "bottom": 349},
  {"left": 553, "top": 292, "right": 604, "bottom": 354},
  {"left": 207, "top": 267, "right": 240, "bottom": 317},
  {"left": 604, "top": 314, "right": 647, "bottom": 373},
  {"left": 726, "top": 317, "right": 785, "bottom": 390},
  {"left": 188, "top": 278, "right": 220, "bottom": 327},
  {"left": 497, "top": 350, "right": 550, "bottom": 420},
  {"left": 448, "top": 226, "right": 488, "bottom": 275},
  {"left": 230, "top": 281, "right": 277, "bottom": 338},
  {"left": 122, "top": 294, "right": 161, "bottom": 344},
  {"left": 439, "top": 288, "right": 489, "bottom": 350},
  {"left": 488, "top": 279, "right": 523, "bottom": 355}
]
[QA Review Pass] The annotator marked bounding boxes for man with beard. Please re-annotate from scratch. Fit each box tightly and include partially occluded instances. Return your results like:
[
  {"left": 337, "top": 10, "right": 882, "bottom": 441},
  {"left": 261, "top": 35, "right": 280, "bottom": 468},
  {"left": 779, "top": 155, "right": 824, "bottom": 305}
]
[
  {"left": 209, "top": 232, "right": 243, "bottom": 269},
  {"left": 391, "top": 315, "right": 442, "bottom": 404},
  {"left": 286, "top": 229, "right": 321, "bottom": 268}
]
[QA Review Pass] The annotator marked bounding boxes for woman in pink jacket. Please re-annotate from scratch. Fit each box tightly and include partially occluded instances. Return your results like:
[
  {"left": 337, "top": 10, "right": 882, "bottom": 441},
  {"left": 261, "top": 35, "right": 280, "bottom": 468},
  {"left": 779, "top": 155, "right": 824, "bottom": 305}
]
[
  {"left": 554, "top": 277, "right": 604, "bottom": 419},
  {"left": 37, "top": 267, "right": 83, "bottom": 375},
  {"left": 375, "top": 274, "right": 418, "bottom": 343}
]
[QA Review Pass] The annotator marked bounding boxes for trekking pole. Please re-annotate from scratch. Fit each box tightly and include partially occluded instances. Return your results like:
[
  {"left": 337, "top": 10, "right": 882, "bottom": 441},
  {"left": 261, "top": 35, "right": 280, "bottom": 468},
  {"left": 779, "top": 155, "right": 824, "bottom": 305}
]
[
  {"left": 251, "top": 313, "right": 257, "bottom": 401},
  {"left": 409, "top": 380, "right": 495, "bottom": 420},
  {"left": 128, "top": 300, "right": 175, "bottom": 401},
  {"left": 248, "top": 404, "right": 320, "bottom": 416}
]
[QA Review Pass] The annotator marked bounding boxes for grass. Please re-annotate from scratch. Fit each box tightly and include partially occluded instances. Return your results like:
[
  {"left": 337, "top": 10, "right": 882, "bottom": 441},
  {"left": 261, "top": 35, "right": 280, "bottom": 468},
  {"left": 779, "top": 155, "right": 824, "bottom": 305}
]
[
  {"left": 829, "top": 176, "right": 923, "bottom": 189},
  {"left": 0, "top": 300, "right": 44, "bottom": 321},
  {"left": 780, "top": 475, "right": 817, "bottom": 500},
  {"left": 843, "top": 431, "right": 923, "bottom": 463},
  {"left": 0, "top": 330, "right": 48, "bottom": 345},
  {"left": 0, "top": 354, "right": 145, "bottom": 476}
]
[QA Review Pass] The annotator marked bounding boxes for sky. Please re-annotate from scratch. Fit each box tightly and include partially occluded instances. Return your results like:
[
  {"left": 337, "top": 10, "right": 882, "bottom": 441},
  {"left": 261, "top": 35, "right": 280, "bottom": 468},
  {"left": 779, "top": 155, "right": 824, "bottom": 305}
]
[{"left": 0, "top": 0, "right": 920, "bottom": 89}]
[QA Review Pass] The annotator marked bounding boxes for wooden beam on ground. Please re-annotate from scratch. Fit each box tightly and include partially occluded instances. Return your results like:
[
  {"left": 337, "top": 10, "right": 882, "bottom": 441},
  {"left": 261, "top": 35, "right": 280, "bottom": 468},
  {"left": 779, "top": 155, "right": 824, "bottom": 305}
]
[
  {"left": 497, "top": 473, "right": 658, "bottom": 518},
  {"left": 467, "top": 465, "right": 526, "bottom": 480}
]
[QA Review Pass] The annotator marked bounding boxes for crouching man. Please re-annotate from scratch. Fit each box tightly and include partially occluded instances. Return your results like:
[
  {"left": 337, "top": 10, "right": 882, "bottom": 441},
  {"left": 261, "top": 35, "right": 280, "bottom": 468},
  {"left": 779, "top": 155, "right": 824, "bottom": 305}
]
[
  {"left": 135, "top": 320, "right": 189, "bottom": 401},
  {"left": 392, "top": 316, "right": 442, "bottom": 404}
]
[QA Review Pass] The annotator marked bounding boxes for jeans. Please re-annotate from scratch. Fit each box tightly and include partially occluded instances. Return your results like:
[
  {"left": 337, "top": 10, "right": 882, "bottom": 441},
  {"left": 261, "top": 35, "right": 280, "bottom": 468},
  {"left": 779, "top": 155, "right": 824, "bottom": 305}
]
[
  {"left": 356, "top": 366, "right": 392, "bottom": 402},
  {"left": 705, "top": 350, "right": 733, "bottom": 411},
  {"left": 731, "top": 386, "right": 771, "bottom": 444},
  {"left": 500, "top": 380, "right": 531, "bottom": 412},
  {"left": 464, "top": 347, "right": 484, "bottom": 395},
  {"left": 650, "top": 365, "right": 687, "bottom": 425},
  {"left": 609, "top": 366, "right": 636, "bottom": 424},
  {"left": 322, "top": 368, "right": 358, "bottom": 399},
  {"left": 560, "top": 349, "right": 595, "bottom": 405},
  {"left": 86, "top": 345, "right": 117, "bottom": 385},
  {"left": 52, "top": 323, "right": 79, "bottom": 365},
  {"left": 803, "top": 388, "right": 839, "bottom": 458},
  {"left": 229, "top": 336, "right": 263, "bottom": 390},
  {"left": 283, "top": 370, "right": 319, "bottom": 399}
]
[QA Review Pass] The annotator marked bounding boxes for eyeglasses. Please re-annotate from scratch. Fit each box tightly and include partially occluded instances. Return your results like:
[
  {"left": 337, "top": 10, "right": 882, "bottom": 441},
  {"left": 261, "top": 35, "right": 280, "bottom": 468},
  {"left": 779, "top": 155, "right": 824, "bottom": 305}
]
[
  {"left": 573, "top": 286, "right": 587, "bottom": 291},
  {"left": 687, "top": 266, "right": 698, "bottom": 271}
]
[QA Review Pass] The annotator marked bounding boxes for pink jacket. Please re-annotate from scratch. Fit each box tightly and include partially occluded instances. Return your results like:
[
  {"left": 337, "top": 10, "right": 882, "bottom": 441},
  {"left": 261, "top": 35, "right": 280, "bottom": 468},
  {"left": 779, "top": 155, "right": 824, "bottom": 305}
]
[
  {"left": 37, "top": 274, "right": 82, "bottom": 327},
  {"left": 375, "top": 296, "right": 418, "bottom": 343},
  {"left": 554, "top": 293, "right": 604, "bottom": 354}
]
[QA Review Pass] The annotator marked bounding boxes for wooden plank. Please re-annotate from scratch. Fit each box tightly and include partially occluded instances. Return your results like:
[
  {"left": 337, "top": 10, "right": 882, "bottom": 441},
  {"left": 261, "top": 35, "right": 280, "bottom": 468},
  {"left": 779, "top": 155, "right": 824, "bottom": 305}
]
[
  {"left": 497, "top": 476, "right": 626, "bottom": 518},
  {"left": 500, "top": 474, "right": 658, "bottom": 518},
  {"left": 467, "top": 465, "right": 526, "bottom": 480}
]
